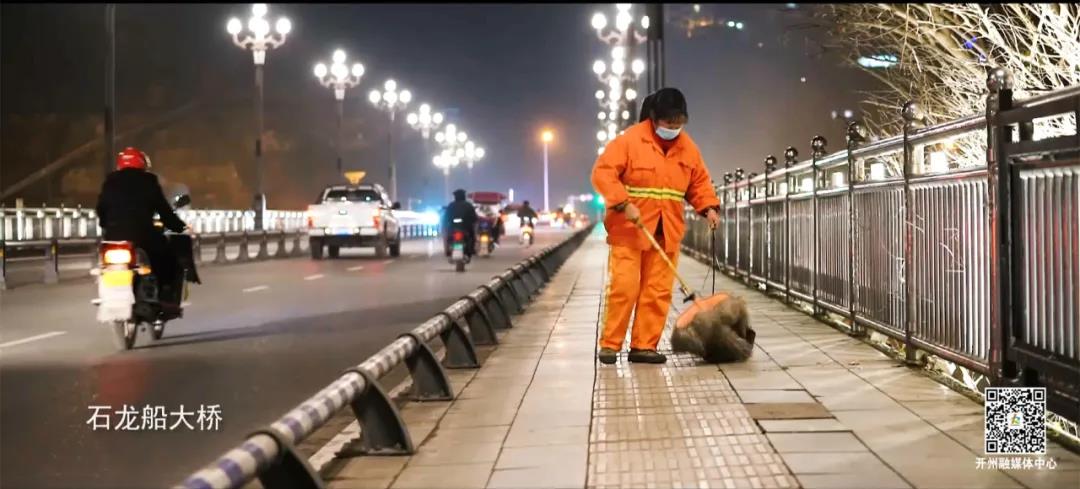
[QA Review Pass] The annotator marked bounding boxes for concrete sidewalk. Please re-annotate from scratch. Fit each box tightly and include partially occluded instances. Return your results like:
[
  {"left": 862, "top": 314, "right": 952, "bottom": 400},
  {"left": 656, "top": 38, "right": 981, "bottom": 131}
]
[{"left": 321, "top": 232, "right": 1080, "bottom": 489}]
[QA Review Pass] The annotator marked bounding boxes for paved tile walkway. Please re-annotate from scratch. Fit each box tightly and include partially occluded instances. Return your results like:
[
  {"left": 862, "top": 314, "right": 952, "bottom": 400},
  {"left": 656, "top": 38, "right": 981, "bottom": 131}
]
[{"left": 322, "top": 232, "right": 1080, "bottom": 489}]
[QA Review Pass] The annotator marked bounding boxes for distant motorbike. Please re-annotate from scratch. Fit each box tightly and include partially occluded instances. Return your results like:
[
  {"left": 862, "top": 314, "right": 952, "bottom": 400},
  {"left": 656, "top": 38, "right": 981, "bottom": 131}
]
[
  {"left": 520, "top": 217, "right": 535, "bottom": 247},
  {"left": 477, "top": 219, "right": 496, "bottom": 257},
  {"left": 446, "top": 218, "right": 472, "bottom": 273},
  {"left": 92, "top": 194, "right": 199, "bottom": 350}
]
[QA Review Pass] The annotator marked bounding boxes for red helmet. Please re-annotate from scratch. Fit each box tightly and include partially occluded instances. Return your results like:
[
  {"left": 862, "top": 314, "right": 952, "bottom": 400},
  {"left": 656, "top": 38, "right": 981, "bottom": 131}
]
[{"left": 116, "top": 147, "right": 151, "bottom": 170}]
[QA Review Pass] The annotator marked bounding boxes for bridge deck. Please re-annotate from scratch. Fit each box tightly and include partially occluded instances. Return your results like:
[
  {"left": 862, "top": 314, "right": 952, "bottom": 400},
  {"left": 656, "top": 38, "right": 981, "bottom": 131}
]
[{"left": 321, "top": 231, "right": 1079, "bottom": 489}]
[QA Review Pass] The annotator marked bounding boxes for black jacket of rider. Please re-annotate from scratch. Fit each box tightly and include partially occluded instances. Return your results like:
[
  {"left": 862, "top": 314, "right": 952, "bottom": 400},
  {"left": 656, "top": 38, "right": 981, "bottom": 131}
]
[
  {"left": 95, "top": 168, "right": 188, "bottom": 303},
  {"left": 96, "top": 168, "right": 186, "bottom": 242},
  {"left": 443, "top": 199, "right": 479, "bottom": 230},
  {"left": 517, "top": 205, "right": 539, "bottom": 224}
]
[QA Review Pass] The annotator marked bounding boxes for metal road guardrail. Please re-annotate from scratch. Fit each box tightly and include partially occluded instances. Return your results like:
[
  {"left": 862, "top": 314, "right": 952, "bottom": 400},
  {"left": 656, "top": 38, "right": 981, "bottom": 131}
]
[
  {"left": 176, "top": 224, "right": 594, "bottom": 489},
  {"left": 0, "top": 207, "right": 308, "bottom": 242},
  {"left": 0, "top": 221, "right": 441, "bottom": 289},
  {"left": 683, "top": 71, "right": 1078, "bottom": 424}
]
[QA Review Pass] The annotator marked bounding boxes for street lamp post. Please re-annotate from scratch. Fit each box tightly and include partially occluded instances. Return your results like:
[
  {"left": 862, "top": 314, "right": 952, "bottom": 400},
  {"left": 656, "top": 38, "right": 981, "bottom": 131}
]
[
  {"left": 407, "top": 104, "right": 446, "bottom": 194},
  {"left": 457, "top": 140, "right": 485, "bottom": 186},
  {"left": 541, "top": 130, "right": 554, "bottom": 212},
  {"left": 434, "top": 123, "right": 468, "bottom": 151},
  {"left": 313, "top": 49, "right": 365, "bottom": 175},
  {"left": 104, "top": 4, "right": 117, "bottom": 181},
  {"left": 368, "top": 79, "right": 412, "bottom": 202},
  {"left": 591, "top": 4, "right": 648, "bottom": 135},
  {"left": 433, "top": 148, "right": 461, "bottom": 198},
  {"left": 226, "top": 3, "right": 291, "bottom": 230},
  {"left": 406, "top": 103, "right": 445, "bottom": 140},
  {"left": 434, "top": 123, "right": 468, "bottom": 196}
]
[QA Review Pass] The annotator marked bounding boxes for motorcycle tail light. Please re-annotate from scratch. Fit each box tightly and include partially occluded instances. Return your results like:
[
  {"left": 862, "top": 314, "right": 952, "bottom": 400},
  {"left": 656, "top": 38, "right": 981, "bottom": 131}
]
[
  {"left": 103, "top": 247, "right": 133, "bottom": 265},
  {"left": 453, "top": 231, "right": 464, "bottom": 242}
]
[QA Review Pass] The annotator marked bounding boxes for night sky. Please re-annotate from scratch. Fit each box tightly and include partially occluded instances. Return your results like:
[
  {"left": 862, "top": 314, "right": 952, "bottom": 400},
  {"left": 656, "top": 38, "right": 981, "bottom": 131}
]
[{"left": 1, "top": 3, "right": 876, "bottom": 210}]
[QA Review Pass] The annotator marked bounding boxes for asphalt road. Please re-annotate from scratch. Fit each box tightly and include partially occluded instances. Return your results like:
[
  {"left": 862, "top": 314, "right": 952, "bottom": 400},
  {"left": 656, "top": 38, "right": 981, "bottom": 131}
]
[
  {"left": 0, "top": 230, "right": 567, "bottom": 489},
  {"left": 1, "top": 238, "right": 309, "bottom": 289}
]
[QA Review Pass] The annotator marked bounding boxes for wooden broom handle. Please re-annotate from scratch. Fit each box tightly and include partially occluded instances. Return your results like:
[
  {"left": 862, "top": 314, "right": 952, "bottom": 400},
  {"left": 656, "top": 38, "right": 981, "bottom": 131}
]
[{"left": 634, "top": 220, "right": 704, "bottom": 308}]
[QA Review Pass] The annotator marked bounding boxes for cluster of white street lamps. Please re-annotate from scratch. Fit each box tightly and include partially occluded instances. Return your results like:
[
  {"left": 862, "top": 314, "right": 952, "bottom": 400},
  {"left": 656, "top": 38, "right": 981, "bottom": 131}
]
[
  {"left": 590, "top": 4, "right": 648, "bottom": 156},
  {"left": 225, "top": 3, "right": 485, "bottom": 209},
  {"left": 431, "top": 122, "right": 486, "bottom": 197}
]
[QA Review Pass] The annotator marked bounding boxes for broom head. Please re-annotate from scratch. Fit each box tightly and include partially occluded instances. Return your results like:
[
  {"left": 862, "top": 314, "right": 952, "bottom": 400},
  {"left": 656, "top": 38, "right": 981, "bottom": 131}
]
[{"left": 671, "top": 292, "right": 756, "bottom": 363}]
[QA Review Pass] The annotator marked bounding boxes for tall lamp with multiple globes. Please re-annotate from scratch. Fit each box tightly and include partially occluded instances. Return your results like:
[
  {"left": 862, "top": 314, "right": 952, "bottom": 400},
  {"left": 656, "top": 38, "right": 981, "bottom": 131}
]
[
  {"left": 313, "top": 49, "right": 364, "bottom": 175},
  {"left": 432, "top": 148, "right": 461, "bottom": 198},
  {"left": 226, "top": 3, "right": 292, "bottom": 230},
  {"left": 368, "top": 80, "right": 413, "bottom": 201},
  {"left": 406, "top": 103, "right": 445, "bottom": 140}
]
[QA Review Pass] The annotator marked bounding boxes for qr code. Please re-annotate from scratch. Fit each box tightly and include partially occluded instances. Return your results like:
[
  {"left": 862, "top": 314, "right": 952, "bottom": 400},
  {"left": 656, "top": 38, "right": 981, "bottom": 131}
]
[{"left": 984, "top": 387, "right": 1046, "bottom": 455}]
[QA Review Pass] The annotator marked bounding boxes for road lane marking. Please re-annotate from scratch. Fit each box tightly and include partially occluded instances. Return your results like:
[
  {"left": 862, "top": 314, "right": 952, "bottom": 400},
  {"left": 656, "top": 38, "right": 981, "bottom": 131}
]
[
  {"left": 0, "top": 331, "right": 67, "bottom": 349},
  {"left": 304, "top": 274, "right": 325, "bottom": 281},
  {"left": 243, "top": 285, "right": 270, "bottom": 293},
  {"left": 383, "top": 260, "right": 394, "bottom": 265},
  {"left": 347, "top": 266, "right": 365, "bottom": 271}
]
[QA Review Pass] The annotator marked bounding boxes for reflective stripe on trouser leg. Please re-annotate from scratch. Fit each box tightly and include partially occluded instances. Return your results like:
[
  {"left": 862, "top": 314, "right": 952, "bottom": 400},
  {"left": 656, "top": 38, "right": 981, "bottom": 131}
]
[
  {"left": 630, "top": 247, "right": 678, "bottom": 350},
  {"left": 600, "top": 245, "right": 642, "bottom": 351}
]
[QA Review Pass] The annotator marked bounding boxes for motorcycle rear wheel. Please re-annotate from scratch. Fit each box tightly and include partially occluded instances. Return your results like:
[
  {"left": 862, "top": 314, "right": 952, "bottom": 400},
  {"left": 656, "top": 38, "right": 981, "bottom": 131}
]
[
  {"left": 112, "top": 320, "right": 137, "bottom": 350},
  {"left": 455, "top": 261, "right": 466, "bottom": 272}
]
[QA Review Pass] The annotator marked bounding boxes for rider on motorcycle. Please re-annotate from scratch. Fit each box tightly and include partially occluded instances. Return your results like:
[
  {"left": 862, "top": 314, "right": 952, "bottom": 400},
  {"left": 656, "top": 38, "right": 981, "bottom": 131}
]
[
  {"left": 476, "top": 203, "right": 503, "bottom": 246},
  {"left": 442, "top": 188, "right": 479, "bottom": 257},
  {"left": 517, "top": 200, "right": 539, "bottom": 227},
  {"left": 94, "top": 147, "right": 189, "bottom": 311}
]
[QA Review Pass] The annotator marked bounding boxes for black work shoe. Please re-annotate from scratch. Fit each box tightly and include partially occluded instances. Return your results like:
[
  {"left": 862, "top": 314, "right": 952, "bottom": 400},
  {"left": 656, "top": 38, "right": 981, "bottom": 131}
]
[
  {"left": 598, "top": 348, "right": 618, "bottom": 365},
  {"left": 628, "top": 349, "right": 667, "bottom": 364}
]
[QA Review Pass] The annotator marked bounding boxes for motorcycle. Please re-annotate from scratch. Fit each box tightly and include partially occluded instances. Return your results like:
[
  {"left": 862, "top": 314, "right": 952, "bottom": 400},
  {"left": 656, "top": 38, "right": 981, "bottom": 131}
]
[
  {"left": 520, "top": 217, "right": 535, "bottom": 247},
  {"left": 446, "top": 218, "right": 471, "bottom": 273},
  {"left": 92, "top": 194, "right": 199, "bottom": 350},
  {"left": 477, "top": 219, "right": 496, "bottom": 257}
]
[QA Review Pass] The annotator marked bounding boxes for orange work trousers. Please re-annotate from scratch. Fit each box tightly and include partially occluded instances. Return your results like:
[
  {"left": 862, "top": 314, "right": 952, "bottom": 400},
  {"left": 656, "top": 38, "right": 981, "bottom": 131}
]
[{"left": 600, "top": 241, "right": 679, "bottom": 351}]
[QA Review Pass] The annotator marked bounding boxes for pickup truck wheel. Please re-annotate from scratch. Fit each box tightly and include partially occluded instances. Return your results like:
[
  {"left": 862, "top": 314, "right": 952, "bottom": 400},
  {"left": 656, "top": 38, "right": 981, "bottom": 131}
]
[
  {"left": 328, "top": 246, "right": 340, "bottom": 259},
  {"left": 389, "top": 232, "right": 401, "bottom": 257},
  {"left": 375, "top": 237, "right": 389, "bottom": 258},
  {"left": 310, "top": 239, "right": 324, "bottom": 259}
]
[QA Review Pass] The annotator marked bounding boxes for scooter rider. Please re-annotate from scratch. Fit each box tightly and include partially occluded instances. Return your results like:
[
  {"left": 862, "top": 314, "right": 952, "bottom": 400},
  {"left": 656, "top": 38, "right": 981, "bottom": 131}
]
[
  {"left": 95, "top": 147, "right": 189, "bottom": 311},
  {"left": 442, "top": 188, "right": 479, "bottom": 257},
  {"left": 476, "top": 203, "right": 502, "bottom": 246},
  {"left": 517, "top": 200, "right": 539, "bottom": 227}
]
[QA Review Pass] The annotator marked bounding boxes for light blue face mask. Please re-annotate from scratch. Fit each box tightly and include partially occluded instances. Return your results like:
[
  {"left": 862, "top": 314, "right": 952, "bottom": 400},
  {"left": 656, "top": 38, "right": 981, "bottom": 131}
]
[{"left": 655, "top": 125, "right": 682, "bottom": 140}]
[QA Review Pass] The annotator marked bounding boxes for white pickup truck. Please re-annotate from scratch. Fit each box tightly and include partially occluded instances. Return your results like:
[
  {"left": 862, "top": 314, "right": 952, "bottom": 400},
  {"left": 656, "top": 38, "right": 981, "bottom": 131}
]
[{"left": 306, "top": 183, "right": 402, "bottom": 259}]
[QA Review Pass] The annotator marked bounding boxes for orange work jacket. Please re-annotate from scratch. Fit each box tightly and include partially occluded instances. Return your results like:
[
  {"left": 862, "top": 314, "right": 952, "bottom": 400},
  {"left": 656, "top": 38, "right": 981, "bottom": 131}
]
[{"left": 591, "top": 120, "right": 720, "bottom": 254}]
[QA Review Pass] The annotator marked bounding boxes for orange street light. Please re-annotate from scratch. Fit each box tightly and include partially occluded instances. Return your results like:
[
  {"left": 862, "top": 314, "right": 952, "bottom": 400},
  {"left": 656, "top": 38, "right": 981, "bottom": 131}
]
[{"left": 540, "top": 129, "right": 555, "bottom": 211}]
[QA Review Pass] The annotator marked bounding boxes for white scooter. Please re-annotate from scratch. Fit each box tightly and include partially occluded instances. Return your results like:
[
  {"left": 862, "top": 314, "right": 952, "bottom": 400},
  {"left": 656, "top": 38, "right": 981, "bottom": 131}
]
[{"left": 520, "top": 217, "right": 535, "bottom": 247}]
